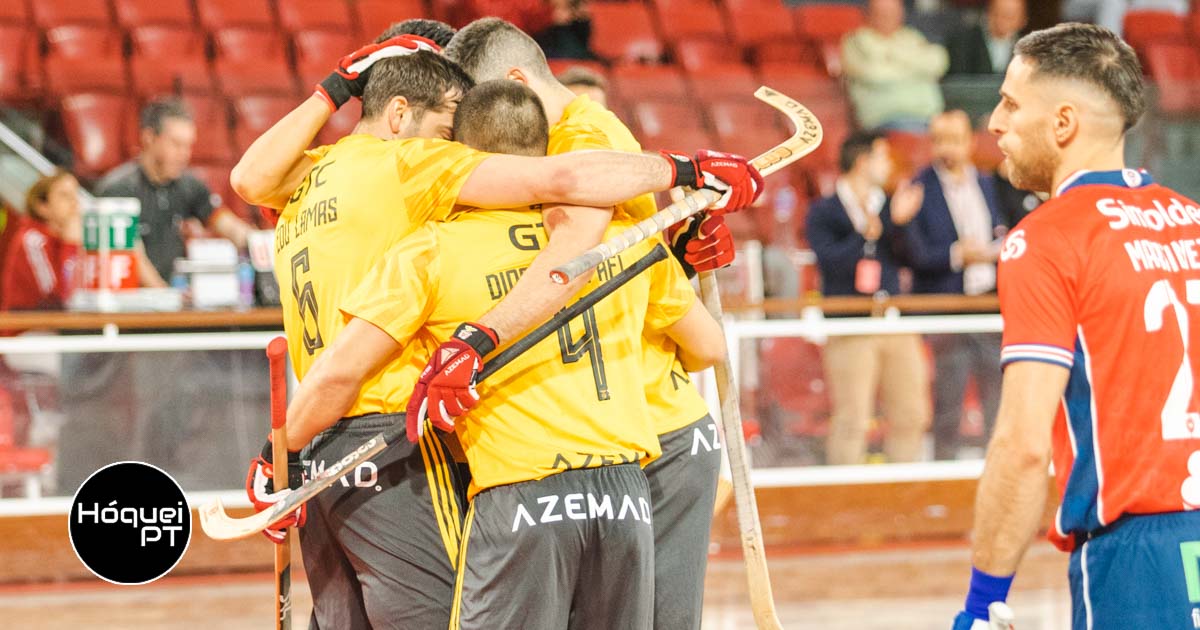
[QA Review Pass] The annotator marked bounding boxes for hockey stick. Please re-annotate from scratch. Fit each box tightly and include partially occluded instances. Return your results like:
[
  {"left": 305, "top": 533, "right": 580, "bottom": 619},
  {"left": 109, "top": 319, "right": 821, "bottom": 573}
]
[
  {"left": 266, "top": 337, "right": 292, "bottom": 630},
  {"left": 549, "top": 86, "right": 823, "bottom": 284},
  {"left": 199, "top": 244, "right": 669, "bottom": 541}
]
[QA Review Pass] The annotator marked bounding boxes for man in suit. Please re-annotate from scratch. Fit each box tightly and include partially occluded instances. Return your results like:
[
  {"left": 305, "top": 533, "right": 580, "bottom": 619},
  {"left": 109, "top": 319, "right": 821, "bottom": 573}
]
[
  {"left": 892, "top": 110, "right": 1006, "bottom": 460},
  {"left": 946, "top": 0, "right": 1028, "bottom": 76},
  {"left": 806, "top": 131, "right": 930, "bottom": 465}
]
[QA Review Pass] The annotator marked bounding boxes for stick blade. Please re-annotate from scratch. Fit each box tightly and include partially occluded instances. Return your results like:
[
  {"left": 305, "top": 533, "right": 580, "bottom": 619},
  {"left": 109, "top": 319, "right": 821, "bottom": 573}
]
[{"left": 199, "top": 498, "right": 274, "bottom": 541}]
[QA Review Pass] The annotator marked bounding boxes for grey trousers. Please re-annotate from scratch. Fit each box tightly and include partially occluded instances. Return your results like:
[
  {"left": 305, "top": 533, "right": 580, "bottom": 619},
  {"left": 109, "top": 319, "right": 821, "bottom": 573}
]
[{"left": 929, "top": 333, "right": 1002, "bottom": 460}]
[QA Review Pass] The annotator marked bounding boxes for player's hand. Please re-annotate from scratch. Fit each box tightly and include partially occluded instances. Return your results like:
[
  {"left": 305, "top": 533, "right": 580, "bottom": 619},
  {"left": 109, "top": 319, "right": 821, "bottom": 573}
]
[
  {"left": 661, "top": 150, "right": 764, "bottom": 213},
  {"left": 315, "top": 35, "right": 440, "bottom": 112},
  {"left": 244, "top": 436, "right": 307, "bottom": 544},
  {"left": 890, "top": 180, "right": 924, "bottom": 226},
  {"left": 405, "top": 322, "right": 499, "bottom": 442},
  {"left": 668, "top": 213, "right": 735, "bottom": 277}
]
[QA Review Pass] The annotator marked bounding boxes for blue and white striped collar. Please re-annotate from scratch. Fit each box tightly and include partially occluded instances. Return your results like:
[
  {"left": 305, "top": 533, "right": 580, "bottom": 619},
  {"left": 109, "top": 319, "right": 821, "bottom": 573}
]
[{"left": 1055, "top": 168, "right": 1154, "bottom": 197}]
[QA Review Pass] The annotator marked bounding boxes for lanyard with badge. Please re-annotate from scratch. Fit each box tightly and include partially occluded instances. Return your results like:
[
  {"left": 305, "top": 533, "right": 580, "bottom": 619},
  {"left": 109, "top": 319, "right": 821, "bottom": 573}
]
[{"left": 855, "top": 238, "right": 881, "bottom": 294}]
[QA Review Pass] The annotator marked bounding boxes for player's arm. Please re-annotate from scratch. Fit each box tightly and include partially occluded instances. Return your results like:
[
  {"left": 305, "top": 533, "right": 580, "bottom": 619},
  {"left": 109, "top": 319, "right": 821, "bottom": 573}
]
[
  {"left": 283, "top": 319, "right": 401, "bottom": 450},
  {"left": 457, "top": 150, "right": 762, "bottom": 213},
  {"left": 475, "top": 204, "right": 606, "bottom": 341},
  {"left": 664, "top": 301, "right": 726, "bottom": 371},
  {"left": 229, "top": 96, "right": 329, "bottom": 210}
]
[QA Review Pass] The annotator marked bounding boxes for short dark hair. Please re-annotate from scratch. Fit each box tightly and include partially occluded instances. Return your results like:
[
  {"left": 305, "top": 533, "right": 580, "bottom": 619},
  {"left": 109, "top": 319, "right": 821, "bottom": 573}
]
[
  {"left": 454, "top": 80, "right": 549, "bottom": 157},
  {"left": 375, "top": 18, "right": 456, "bottom": 47},
  {"left": 361, "top": 51, "right": 474, "bottom": 119},
  {"left": 139, "top": 98, "right": 192, "bottom": 134},
  {"left": 556, "top": 66, "right": 607, "bottom": 92},
  {"left": 444, "top": 18, "right": 555, "bottom": 83},
  {"left": 1014, "top": 23, "right": 1146, "bottom": 131},
  {"left": 839, "top": 131, "right": 885, "bottom": 174}
]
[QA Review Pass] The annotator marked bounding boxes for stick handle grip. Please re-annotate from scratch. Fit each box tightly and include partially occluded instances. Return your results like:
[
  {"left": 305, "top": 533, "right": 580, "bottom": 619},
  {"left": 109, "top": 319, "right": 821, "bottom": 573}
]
[
  {"left": 482, "top": 244, "right": 667, "bottom": 381},
  {"left": 266, "top": 337, "right": 290, "bottom": 490}
]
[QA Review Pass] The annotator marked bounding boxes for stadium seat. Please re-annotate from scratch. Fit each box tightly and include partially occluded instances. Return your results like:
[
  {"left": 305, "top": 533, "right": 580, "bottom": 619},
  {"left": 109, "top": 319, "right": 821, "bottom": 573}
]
[
  {"left": 233, "top": 95, "right": 298, "bottom": 151},
  {"left": 130, "top": 57, "right": 216, "bottom": 97},
  {"left": 1143, "top": 42, "right": 1200, "bottom": 116},
  {"left": 792, "top": 3, "right": 864, "bottom": 44},
  {"left": 113, "top": 0, "right": 195, "bottom": 28},
  {"left": 610, "top": 63, "right": 688, "bottom": 102},
  {"left": 650, "top": 0, "right": 729, "bottom": 44},
  {"left": 196, "top": 0, "right": 277, "bottom": 30},
  {"left": 45, "top": 56, "right": 129, "bottom": 96},
  {"left": 674, "top": 39, "right": 730, "bottom": 73},
  {"left": 684, "top": 62, "right": 758, "bottom": 102},
  {"left": 589, "top": 3, "right": 665, "bottom": 64},
  {"left": 0, "top": 0, "right": 30, "bottom": 25},
  {"left": 886, "top": 130, "right": 932, "bottom": 180},
  {"left": 547, "top": 59, "right": 608, "bottom": 80},
  {"left": 754, "top": 41, "right": 824, "bottom": 69},
  {"left": 45, "top": 25, "right": 123, "bottom": 58},
  {"left": 188, "top": 163, "right": 246, "bottom": 221},
  {"left": 972, "top": 128, "right": 1003, "bottom": 172},
  {"left": 0, "top": 26, "right": 37, "bottom": 103},
  {"left": 317, "top": 99, "right": 362, "bottom": 146},
  {"left": 213, "top": 28, "right": 297, "bottom": 95},
  {"left": 278, "top": 0, "right": 353, "bottom": 34},
  {"left": 709, "top": 99, "right": 786, "bottom": 158},
  {"left": 294, "top": 30, "right": 357, "bottom": 89},
  {"left": 355, "top": 0, "right": 431, "bottom": 40},
  {"left": 31, "top": 0, "right": 112, "bottom": 28},
  {"left": 130, "top": 25, "right": 207, "bottom": 58},
  {"left": 761, "top": 337, "right": 830, "bottom": 436},
  {"left": 180, "top": 94, "right": 235, "bottom": 163},
  {"left": 1123, "top": 10, "right": 1187, "bottom": 56},
  {"left": 61, "top": 93, "right": 134, "bottom": 178},
  {"left": 632, "top": 100, "right": 705, "bottom": 137},
  {"left": 721, "top": 0, "right": 796, "bottom": 51}
]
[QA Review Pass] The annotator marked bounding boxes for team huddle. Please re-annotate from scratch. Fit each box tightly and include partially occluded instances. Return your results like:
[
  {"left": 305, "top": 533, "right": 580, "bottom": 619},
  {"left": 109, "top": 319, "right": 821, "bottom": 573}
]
[{"left": 235, "top": 17, "right": 760, "bottom": 630}]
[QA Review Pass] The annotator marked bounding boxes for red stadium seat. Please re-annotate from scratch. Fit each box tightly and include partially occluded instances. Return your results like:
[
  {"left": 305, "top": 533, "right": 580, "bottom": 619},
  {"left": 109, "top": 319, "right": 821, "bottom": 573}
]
[
  {"left": 113, "top": 0, "right": 195, "bottom": 28},
  {"left": 45, "top": 56, "right": 129, "bottom": 96},
  {"left": 179, "top": 95, "right": 235, "bottom": 163},
  {"left": 610, "top": 63, "right": 688, "bottom": 102},
  {"left": 590, "top": 3, "right": 665, "bottom": 64},
  {"left": 684, "top": 62, "right": 758, "bottom": 102},
  {"left": 0, "top": 0, "right": 30, "bottom": 25},
  {"left": 651, "top": 0, "right": 729, "bottom": 44},
  {"left": 631, "top": 100, "right": 711, "bottom": 151},
  {"left": 721, "top": 0, "right": 796, "bottom": 51},
  {"left": 886, "top": 130, "right": 932, "bottom": 180},
  {"left": 1123, "top": 10, "right": 1186, "bottom": 55},
  {"left": 708, "top": 99, "right": 787, "bottom": 157},
  {"left": 0, "top": 26, "right": 37, "bottom": 103},
  {"left": 233, "top": 95, "right": 298, "bottom": 151},
  {"left": 674, "top": 39, "right": 729, "bottom": 73},
  {"left": 130, "top": 25, "right": 207, "bottom": 57},
  {"left": 547, "top": 59, "right": 609, "bottom": 80},
  {"left": 32, "top": 0, "right": 112, "bottom": 28},
  {"left": 188, "top": 163, "right": 249, "bottom": 222},
  {"left": 61, "top": 93, "right": 134, "bottom": 178},
  {"left": 213, "top": 27, "right": 289, "bottom": 62},
  {"left": 1143, "top": 42, "right": 1200, "bottom": 115},
  {"left": 792, "top": 3, "right": 864, "bottom": 44},
  {"left": 131, "top": 57, "right": 216, "bottom": 97},
  {"left": 278, "top": 0, "right": 353, "bottom": 33},
  {"left": 356, "top": 0, "right": 431, "bottom": 40},
  {"left": 317, "top": 99, "right": 362, "bottom": 146},
  {"left": 45, "top": 25, "right": 123, "bottom": 58},
  {"left": 213, "top": 28, "right": 297, "bottom": 95},
  {"left": 294, "top": 30, "right": 357, "bottom": 89},
  {"left": 972, "top": 128, "right": 1003, "bottom": 172},
  {"left": 196, "top": 0, "right": 277, "bottom": 30},
  {"left": 761, "top": 337, "right": 830, "bottom": 436}
]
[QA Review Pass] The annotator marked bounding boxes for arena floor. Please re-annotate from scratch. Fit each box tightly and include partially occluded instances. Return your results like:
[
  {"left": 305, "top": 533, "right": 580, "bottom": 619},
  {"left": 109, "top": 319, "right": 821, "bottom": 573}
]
[{"left": 0, "top": 541, "right": 1072, "bottom": 629}]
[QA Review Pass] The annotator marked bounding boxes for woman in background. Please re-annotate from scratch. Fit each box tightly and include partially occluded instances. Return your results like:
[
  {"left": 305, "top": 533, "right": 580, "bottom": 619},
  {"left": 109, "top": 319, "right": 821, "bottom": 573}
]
[{"left": 1, "top": 171, "right": 82, "bottom": 310}]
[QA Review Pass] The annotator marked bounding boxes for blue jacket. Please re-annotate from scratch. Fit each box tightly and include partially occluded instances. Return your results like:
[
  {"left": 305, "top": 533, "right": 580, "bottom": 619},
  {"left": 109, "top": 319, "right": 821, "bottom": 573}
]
[
  {"left": 806, "top": 192, "right": 908, "bottom": 297},
  {"left": 899, "top": 166, "right": 1004, "bottom": 294}
]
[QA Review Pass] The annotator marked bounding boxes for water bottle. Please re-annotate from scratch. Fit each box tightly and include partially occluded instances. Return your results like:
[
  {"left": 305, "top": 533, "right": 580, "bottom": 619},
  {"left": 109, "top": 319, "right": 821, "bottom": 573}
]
[{"left": 237, "top": 259, "right": 256, "bottom": 309}]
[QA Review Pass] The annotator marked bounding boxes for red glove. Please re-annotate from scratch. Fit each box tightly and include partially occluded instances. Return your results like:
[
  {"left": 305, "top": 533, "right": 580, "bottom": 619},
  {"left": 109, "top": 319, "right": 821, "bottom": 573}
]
[
  {"left": 244, "top": 436, "right": 306, "bottom": 544},
  {"left": 661, "top": 150, "right": 764, "bottom": 214},
  {"left": 315, "top": 35, "right": 441, "bottom": 112},
  {"left": 667, "top": 212, "right": 736, "bottom": 277},
  {"left": 405, "top": 322, "right": 499, "bottom": 442}
]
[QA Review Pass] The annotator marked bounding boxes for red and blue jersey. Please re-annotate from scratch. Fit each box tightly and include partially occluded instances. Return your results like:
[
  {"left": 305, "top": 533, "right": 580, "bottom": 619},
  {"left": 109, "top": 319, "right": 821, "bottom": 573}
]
[{"left": 997, "top": 169, "right": 1200, "bottom": 551}]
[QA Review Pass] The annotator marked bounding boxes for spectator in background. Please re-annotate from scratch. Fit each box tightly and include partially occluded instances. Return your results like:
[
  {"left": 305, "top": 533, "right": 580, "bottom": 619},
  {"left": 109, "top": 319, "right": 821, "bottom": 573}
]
[
  {"left": 891, "top": 110, "right": 1004, "bottom": 459},
  {"left": 0, "top": 171, "right": 81, "bottom": 311},
  {"left": 842, "top": 0, "right": 949, "bottom": 131},
  {"left": 556, "top": 65, "right": 607, "bottom": 107},
  {"left": 536, "top": 0, "right": 596, "bottom": 59},
  {"left": 1062, "top": 0, "right": 1187, "bottom": 36},
  {"left": 806, "top": 131, "right": 930, "bottom": 465},
  {"left": 95, "top": 98, "right": 252, "bottom": 286},
  {"left": 992, "top": 159, "right": 1040, "bottom": 228},
  {"left": 946, "top": 0, "right": 1027, "bottom": 76}
]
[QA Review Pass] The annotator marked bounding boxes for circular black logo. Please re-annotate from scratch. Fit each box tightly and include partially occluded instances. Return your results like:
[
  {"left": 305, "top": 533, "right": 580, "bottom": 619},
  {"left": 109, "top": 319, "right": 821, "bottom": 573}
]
[{"left": 69, "top": 461, "right": 191, "bottom": 585}]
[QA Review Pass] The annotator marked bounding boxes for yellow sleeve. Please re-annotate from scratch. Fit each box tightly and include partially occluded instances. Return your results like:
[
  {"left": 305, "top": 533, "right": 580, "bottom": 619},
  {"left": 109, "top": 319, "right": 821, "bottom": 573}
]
[
  {"left": 393, "top": 139, "right": 491, "bottom": 223},
  {"left": 645, "top": 247, "right": 697, "bottom": 331},
  {"left": 339, "top": 227, "right": 441, "bottom": 346},
  {"left": 547, "top": 124, "right": 614, "bottom": 155}
]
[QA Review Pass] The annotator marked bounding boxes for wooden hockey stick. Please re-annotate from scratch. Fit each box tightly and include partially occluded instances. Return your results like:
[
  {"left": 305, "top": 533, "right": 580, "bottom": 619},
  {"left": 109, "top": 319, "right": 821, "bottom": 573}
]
[
  {"left": 549, "top": 86, "right": 823, "bottom": 285},
  {"left": 266, "top": 337, "right": 292, "bottom": 630},
  {"left": 199, "top": 244, "right": 669, "bottom": 541}
]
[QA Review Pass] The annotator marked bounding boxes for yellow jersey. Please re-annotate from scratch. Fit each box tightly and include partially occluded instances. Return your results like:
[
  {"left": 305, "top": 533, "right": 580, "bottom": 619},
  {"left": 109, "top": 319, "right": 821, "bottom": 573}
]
[
  {"left": 549, "top": 94, "right": 712, "bottom": 434},
  {"left": 342, "top": 211, "right": 696, "bottom": 497},
  {"left": 273, "top": 134, "right": 489, "bottom": 417}
]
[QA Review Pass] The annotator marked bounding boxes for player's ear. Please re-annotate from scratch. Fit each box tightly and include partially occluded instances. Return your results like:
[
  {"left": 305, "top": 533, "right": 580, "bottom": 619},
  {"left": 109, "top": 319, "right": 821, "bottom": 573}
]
[
  {"left": 505, "top": 68, "right": 529, "bottom": 85},
  {"left": 387, "top": 96, "right": 411, "bottom": 135},
  {"left": 1053, "top": 102, "right": 1078, "bottom": 146}
]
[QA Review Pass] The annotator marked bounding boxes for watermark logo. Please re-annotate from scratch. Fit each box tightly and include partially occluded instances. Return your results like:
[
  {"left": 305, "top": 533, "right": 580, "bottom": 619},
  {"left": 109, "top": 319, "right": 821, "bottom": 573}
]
[{"left": 69, "top": 461, "right": 191, "bottom": 585}]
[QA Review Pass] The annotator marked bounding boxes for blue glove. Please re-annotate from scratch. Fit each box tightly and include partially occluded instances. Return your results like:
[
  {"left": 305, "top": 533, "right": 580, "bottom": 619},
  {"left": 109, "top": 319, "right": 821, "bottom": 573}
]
[
  {"left": 954, "top": 568, "right": 1015, "bottom": 629},
  {"left": 951, "top": 611, "right": 989, "bottom": 629}
]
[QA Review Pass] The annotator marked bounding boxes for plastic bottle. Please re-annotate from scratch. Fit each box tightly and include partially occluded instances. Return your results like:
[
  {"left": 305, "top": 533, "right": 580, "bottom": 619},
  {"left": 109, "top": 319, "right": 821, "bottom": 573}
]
[{"left": 237, "top": 259, "right": 256, "bottom": 309}]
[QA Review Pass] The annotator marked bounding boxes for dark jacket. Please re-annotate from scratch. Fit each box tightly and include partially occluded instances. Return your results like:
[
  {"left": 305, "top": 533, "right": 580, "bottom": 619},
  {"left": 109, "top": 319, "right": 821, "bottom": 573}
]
[
  {"left": 806, "top": 192, "right": 907, "bottom": 297},
  {"left": 946, "top": 24, "right": 1007, "bottom": 76},
  {"left": 898, "top": 166, "right": 1004, "bottom": 294}
]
